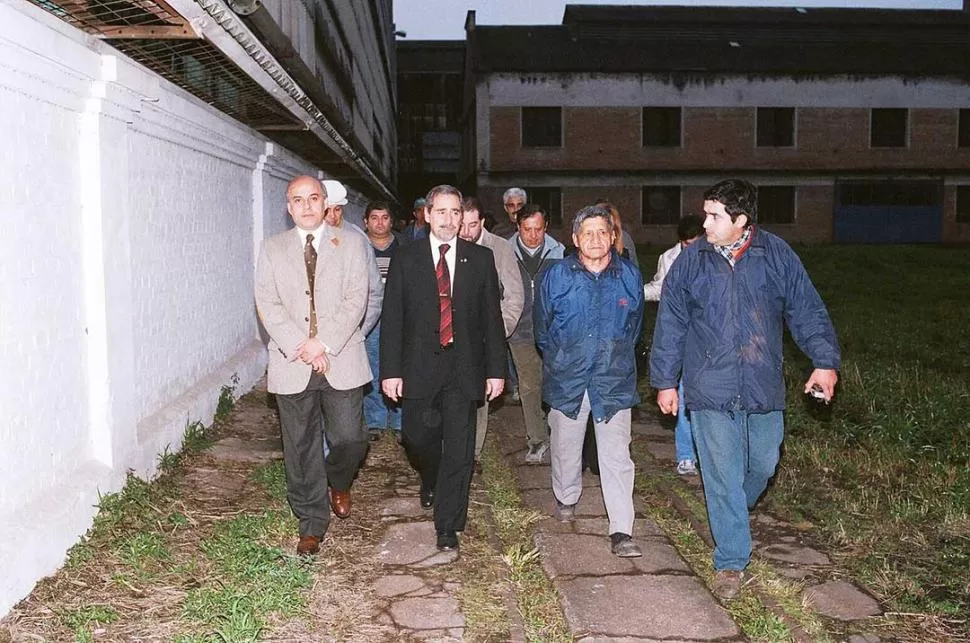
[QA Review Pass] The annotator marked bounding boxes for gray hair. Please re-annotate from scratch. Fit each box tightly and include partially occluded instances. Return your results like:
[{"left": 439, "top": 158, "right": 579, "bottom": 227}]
[
  {"left": 571, "top": 204, "right": 614, "bottom": 235},
  {"left": 503, "top": 187, "right": 527, "bottom": 203},
  {"left": 426, "top": 184, "right": 463, "bottom": 210}
]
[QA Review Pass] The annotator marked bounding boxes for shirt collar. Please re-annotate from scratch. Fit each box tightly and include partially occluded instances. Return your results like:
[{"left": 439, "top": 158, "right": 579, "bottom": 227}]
[{"left": 297, "top": 224, "right": 326, "bottom": 248}]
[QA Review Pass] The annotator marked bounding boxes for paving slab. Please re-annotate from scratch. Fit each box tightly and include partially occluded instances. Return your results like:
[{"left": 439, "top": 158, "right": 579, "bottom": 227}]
[
  {"left": 389, "top": 596, "right": 465, "bottom": 629},
  {"left": 759, "top": 543, "right": 831, "bottom": 566},
  {"left": 644, "top": 441, "right": 676, "bottom": 462},
  {"left": 379, "top": 496, "right": 428, "bottom": 518},
  {"left": 373, "top": 574, "right": 426, "bottom": 598},
  {"left": 182, "top": 467, "right": 246, "bottom": 496},
  {"left": 512, "top": 465, "right": 599, "bottom": 490},
  {"left": 556, "top": 575, "right": 740, "bottom": 640},
  {"left": 376, "top": 522, "right": 458, "bottom": 567},
  {"left": 208, "top": 436, "right": 283, "bottom": 462},
  {"left": 537, "top": 532, "right": 691, "bottom": 577},
  {"left": 631, "top": 420, "right": 671, "bottom": 439},
  {"left": 520, "top": 487, "right": 607, "bottom": 518},
  {"left": 804, "top": 581, "right": 882, "bottom": 620},
  {"left": 570, "top": 517, "right": 666, "bottom": 539}
]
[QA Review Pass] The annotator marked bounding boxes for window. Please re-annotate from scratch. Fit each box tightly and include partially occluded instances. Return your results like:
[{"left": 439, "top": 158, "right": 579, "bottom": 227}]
[
  {"left": 838, "top": 181, "right": 941, "bottom": 207},
  {"left": 870, "top": 108, "right": 907, "bottom": 148},
  {"left": 957, "top": 186, "right": 970, "bottom": 223},
  {"left": 521, "top": 107, "right": 562, "bottom": 147},
  {"left": 642, "top": 107, "right": 681, "bottom": 147},
  {"left": 757, "top": 186, "right": 795, "bottom": 224},
  {"left": 756, "top": 108, "right": 794, "bottom": 147},
  {"left": 527, "top": 187, "right": 563, "bottom": 227},
  {"left": 641, "top": 186, "right": 681, "bottom": 225},
  {"left": 959, "top": 109, "right": 970, "bottom": 148}
]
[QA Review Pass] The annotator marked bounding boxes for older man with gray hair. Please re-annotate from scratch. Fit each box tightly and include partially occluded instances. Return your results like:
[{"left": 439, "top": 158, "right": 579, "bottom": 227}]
[
  {"left": 491, "top": 186, "right": 527, "bottom": 239},
  {"left": 533, "top": 204, "right": 645, "bottom": 557}
]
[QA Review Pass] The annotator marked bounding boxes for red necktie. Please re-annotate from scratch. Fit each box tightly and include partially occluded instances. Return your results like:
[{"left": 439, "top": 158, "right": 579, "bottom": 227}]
[{"left": 437, "top": 244, "right": 453, "bottom": 346}]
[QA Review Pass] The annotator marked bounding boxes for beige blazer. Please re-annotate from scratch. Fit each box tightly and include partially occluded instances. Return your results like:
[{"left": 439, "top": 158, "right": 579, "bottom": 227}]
[
  {"left": 255, "top": 224, "right": 372, "bottom": 395},
  {"left": 479, "top": 228, "right": 524, "bottom": 337}
]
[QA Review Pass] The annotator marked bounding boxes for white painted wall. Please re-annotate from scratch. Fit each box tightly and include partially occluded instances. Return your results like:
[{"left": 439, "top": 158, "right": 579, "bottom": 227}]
[
  {"left": 485, "top": 72, "right": 970, "bottom": 107},
  {"left": 0, "top": 3, "right": 317, "bottom": 616}
]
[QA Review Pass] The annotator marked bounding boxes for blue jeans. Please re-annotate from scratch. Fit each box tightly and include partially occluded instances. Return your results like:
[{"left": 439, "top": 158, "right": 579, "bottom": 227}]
[
  {"left": 691, "top": 408, "right": 784, "bottom": 570},
  {"left": 363, "top": 322, "right": 401, "bottom": 431},
  {"left": 675, "top": 381, "right": 696, "bottom": 463}
]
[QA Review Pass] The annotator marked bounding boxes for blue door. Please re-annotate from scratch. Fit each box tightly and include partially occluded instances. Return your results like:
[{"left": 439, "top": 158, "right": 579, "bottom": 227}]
[{"left": 834, "top": 181, "right": 942, "bottom": 244}]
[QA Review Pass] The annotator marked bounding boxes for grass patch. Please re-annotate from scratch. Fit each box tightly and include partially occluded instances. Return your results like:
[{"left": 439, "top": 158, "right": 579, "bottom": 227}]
[
  {"left": 59, "top": 604, "right": 118, "bottom": 642},
  {"left": 768, "top": 246, "right": 970, "bottom": 636},
  {"left": 180, "top": 510, "right": 309, "bottom": 635},
  {"left": 251, "top": 460, "right": 288, "bottom": 502},
  {"left": 215, "top": 373, "right": 240, "bottom": 422},
  {"left": 637, "top": 244, "right": 970, "bottom": 639},
  {"left": 478, "top": 447, "right": 572, "bottom": 642}
]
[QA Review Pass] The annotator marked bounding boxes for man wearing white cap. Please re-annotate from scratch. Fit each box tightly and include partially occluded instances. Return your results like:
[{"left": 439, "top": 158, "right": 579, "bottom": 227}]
[{"left": 322, "top": 180, "right": 383, "bottom": 336}]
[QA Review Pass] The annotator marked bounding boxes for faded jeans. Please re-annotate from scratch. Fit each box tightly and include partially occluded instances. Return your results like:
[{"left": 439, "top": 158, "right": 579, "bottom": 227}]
[
  {"left": 691, "top": 407, "right": 784, "bottom": 570},
  {"left": 675, "top": 380, "right": 697, "bottom": 463}
]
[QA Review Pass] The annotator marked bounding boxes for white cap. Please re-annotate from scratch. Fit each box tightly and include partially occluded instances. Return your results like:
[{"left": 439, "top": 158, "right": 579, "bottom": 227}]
[{"left": 322, "top": 179, "right": 348, "bottom": 207}]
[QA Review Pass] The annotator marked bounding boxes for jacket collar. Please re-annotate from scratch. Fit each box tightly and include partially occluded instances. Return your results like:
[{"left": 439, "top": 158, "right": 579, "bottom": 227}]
[{"left": 566, "top": 249, "right": 623, "bottom": 276}]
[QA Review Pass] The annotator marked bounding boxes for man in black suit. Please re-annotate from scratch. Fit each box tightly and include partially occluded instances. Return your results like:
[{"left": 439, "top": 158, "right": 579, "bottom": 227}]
[{"left": 381, "top": 185, "right": 507, "bottom": 552}]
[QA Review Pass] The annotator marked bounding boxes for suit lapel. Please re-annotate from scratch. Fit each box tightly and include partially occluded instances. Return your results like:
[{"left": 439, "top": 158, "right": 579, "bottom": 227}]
[{"left": 453, "top": 239, "right": 470, "bottom": 308}]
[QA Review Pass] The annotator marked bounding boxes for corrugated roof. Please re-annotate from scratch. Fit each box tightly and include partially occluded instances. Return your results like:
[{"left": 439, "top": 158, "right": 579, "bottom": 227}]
[{"left": 473, "top": 6, "right": 970, "bottom": 78}]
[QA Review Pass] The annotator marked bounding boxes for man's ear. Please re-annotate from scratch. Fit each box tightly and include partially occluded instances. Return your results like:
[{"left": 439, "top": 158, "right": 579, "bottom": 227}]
[{"left": 734, "top": 214, "right": 749, "bottom": 229}]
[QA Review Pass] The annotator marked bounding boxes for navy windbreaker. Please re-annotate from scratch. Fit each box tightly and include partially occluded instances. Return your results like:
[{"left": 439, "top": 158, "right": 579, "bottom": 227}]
[
  {"left": 534, "top": 251, "right": 644, "bottom": 422},
  {"left": 650, "top": 228, "right": 840, "bottom": 413}
]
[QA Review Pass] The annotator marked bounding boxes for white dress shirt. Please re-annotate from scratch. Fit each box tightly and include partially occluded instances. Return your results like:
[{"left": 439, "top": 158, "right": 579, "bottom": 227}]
[{"left": 297, "top": 223, "right": 326, "bottom": 251}]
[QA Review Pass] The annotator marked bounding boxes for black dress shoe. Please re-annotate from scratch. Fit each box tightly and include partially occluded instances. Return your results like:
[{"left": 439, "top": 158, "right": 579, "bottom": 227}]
[
  {"left": 436, "top": 530, "right": 458, "bottom": 551},
  {"left": 420, "top": 487, "right": 435, "bottom": 508}
]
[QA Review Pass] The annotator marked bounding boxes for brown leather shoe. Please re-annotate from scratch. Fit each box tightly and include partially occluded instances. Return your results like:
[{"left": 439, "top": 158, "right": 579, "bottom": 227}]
[
  {"left": 296, "top": 535, "right": 320, "bottom": 556},
  {"left": 330, "top": 488, "right": 351, "bottom": 519}
]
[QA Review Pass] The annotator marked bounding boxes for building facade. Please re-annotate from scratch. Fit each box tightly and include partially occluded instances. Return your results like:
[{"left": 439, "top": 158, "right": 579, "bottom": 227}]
[{"left": 462, "top": 6, "right": 970, "bottom": 245}]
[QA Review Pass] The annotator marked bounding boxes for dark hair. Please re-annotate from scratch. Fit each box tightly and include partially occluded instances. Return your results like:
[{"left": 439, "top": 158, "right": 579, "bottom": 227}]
[
  {"left": 516, "top": 203, "right": 548, "bottom": 226},
  {"left": 677, "top": 214, "right": 705, "bottom": 241},
  {"left": 461, "top": 196, "right": 485, "bottom": 218},
  {"left": 365, "top": 200, "right": 392, "bottom": 219},
  {"left": 425, "top": 184, "right": 463, "bottom": 210},
  {"left": 703, "top": 179, "right": 758, "bottom": 227}
]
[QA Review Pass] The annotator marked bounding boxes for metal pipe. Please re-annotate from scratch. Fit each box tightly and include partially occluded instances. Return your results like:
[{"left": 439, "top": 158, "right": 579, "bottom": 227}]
[{"left": 183, "top": 0, "right": 395, "bottom": 201}]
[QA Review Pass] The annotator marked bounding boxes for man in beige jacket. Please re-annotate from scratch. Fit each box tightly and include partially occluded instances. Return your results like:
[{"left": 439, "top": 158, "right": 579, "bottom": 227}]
[
  {"left": 255, "top": 175, "right": 372, "bottom": 556},
  {"left": 459, "top": 197, "right": 524, "bottom": 469}
]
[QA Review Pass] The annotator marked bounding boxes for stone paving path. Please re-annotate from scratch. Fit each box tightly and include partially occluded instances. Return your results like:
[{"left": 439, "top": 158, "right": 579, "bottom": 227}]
[{"left": 195, "top": 382, "right": 885, "bottom": 641}]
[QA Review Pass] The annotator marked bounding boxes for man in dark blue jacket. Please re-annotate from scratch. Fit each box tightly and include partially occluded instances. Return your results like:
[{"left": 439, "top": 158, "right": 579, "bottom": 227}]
[
  {"left": 650, "top": 179, "right": 840, "bottom": 599},
  {"left": 534, "top": 205, "right": 645, "bottom": 558}
]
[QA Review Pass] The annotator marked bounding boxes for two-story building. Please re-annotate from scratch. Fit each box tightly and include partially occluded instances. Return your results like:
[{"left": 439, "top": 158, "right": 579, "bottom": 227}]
[{"left": 462, "top": 5, "right": 970, "bottom": 244}]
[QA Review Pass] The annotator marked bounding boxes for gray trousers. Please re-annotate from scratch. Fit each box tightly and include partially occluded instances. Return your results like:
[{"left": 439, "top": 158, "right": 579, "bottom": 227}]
[
  {"left": 509, "top": 341, "right": 548, "bottom": 448},
  {"left": 474, "top": 341, "right": 549, "bottom": 459},
  {"left": 548, "top": 391, "right": 635, "bottom": 536},
  {"left": 276, "top": 371, "right": 367, "bottom": 537}
]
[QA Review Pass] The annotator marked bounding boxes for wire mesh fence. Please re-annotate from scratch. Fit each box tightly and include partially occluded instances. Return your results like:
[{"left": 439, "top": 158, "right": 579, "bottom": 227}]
[{"left": 26, "top": 0, "right": 302, "bottom": 129}]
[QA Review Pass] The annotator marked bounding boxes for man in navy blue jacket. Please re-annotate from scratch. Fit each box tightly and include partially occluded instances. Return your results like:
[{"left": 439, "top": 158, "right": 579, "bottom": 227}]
[
  {"left": 650, "top": 179, "right": 840, "bottom": 599},
  {"left": 534, "top": 205, "right": 645, "bottom": 558}
]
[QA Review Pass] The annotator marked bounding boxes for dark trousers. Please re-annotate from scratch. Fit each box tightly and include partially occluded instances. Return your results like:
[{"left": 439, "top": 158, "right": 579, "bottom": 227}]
[
  {"left": 401, "top": 350, "right": 477, "bottom": 532},
  {"left": 275, "top": 371, "right": 366, "bottom": 537}
]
